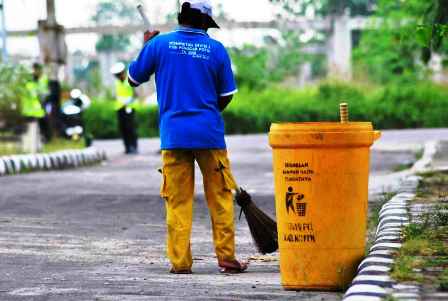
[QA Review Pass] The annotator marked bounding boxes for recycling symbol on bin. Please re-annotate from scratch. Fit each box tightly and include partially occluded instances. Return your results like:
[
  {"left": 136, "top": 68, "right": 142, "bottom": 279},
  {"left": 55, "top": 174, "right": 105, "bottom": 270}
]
[{"left": 285, "top": 186, "right": 306, "bottom": 216}]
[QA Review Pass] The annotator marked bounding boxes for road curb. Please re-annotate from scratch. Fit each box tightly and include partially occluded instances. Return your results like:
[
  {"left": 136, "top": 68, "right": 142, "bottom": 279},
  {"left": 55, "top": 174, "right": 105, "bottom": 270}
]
[
  {"left": 343, "top": 176, "right": 420, "bottom": 301},
  {"left": 411, "top": 140, "right": 439, "bottom": 173},
  {"left": 0, "top": 148, "right": 107, "bottom": 176},
  {"left": 343, "top": 141, "right": 444, "bottom": 300}
]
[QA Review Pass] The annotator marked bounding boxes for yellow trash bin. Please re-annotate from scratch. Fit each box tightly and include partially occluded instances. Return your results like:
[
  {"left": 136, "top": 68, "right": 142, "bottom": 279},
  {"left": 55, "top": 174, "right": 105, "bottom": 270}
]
[{"left": 269, "top": 120, "right": 381, "bottom": 291}]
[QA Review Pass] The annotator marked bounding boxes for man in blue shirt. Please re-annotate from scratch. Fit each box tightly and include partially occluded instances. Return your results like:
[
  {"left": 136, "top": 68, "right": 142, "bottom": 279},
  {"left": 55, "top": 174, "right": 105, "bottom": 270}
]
[{"left": 128, "top": 0, "right": 247, "bottom": 274}]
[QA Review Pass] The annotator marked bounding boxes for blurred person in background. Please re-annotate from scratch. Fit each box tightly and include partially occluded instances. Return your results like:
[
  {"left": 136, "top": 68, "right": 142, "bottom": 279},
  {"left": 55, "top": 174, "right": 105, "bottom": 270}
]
[
  {"left": 21, "top": 63, "right": 50, "bottom": 153},
  {"left": 111, "top": 62, "right": 139, "bottom": 155},
  {"left": 32, "top": 63, "right": 52, "bottom": 142},
  {"left": 128, "top": 0, "right": 247, "bottom": 274}
]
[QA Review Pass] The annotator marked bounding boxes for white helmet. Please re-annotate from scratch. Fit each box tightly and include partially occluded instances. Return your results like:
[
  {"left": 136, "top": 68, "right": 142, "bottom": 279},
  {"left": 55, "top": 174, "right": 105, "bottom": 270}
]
[{"left": 110, "top": 62, "right": 126, "bottom": 75}]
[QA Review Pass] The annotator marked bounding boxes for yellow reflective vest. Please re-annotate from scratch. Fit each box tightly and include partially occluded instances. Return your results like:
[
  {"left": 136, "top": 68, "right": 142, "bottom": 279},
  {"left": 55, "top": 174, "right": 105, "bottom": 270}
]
[
  {"left": 22, "top": 79, "right": 46, "bottom": 118},
  {"left": 114, "top": 78, "right": 135, "bottom": 111},
  {"left": 36, "top": 75, "right": 49, "bottom": 97}
]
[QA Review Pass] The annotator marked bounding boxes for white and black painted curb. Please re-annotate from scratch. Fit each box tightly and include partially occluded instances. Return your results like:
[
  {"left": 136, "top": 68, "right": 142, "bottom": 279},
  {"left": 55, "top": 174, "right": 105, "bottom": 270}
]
[
  {"left": 0, "top": 148, "right": 107, "bottom": 176},
  {"left": 343, "top": 176, "right": 421, "bottom": 301}
]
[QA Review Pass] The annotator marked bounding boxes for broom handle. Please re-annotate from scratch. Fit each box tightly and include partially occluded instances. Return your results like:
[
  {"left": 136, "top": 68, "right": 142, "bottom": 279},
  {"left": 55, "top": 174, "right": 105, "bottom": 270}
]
[
  {"left": 235, "top": 187, "right": 244, "bottom": 220},
  {"left": 137, "top": 4, "right": 153, "bottom": 31}
]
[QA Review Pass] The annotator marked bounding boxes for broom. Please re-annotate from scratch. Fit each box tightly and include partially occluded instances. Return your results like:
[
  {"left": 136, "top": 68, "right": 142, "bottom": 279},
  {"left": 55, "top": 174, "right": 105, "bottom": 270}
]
[{"left": 235, "top": 187, "right": 278, "bottom": 254}]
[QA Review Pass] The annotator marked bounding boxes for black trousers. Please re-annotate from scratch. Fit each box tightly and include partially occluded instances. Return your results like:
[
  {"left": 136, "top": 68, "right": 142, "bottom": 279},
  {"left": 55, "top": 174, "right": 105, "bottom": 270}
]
[
  {"left": 38, "top": 116, "right": 52, "bottom": 143},
  {"left": 117, "top": 107, "right": 138, "bottom": 153}
]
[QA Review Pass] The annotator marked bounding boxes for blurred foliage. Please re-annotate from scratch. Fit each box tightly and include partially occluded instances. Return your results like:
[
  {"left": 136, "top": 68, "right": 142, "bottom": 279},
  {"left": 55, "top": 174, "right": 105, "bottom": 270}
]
[
  {"left": 0, "top": 64, "right": 30, "bottom": 132},
  {"left": 225, "top": 81, "right": 448, "bottom": 133},
  {"left": 268, "top": 0, "right": 376, "bottom": 82},
  {"left": 271, "top": 0, "right": 447, "bottom": 83},
  {"left": 83, "top": 100, "right": 159, "bottom": 139},
  {"left": 418, "top": 0, "right": 448, "bottom": 60},
  {"left": 83, "top": 81, "right": 448, "bottom": 139},
  {"left": 72, "top": 58, "right": 108, "bottom": 97},
  {"left": 229, "top": 31, "right": 304, "bottom": 90},
  {"left": 269, "top": 0, "right": 376, "bottom": 17},
  {"left": 91, "top": 0, "right": 137, "bottom": 52},
  {"left": 354, "top": 0, "right": 440, "bottom": 83},
  {"left": 230, "top": 47, "right": 270, "bottom": 90}
]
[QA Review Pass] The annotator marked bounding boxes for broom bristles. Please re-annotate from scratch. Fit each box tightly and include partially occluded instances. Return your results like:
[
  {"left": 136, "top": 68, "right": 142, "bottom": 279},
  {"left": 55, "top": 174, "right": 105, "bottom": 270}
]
[{"left": 236, "top": 188, "right": 278, "bottom": 254}]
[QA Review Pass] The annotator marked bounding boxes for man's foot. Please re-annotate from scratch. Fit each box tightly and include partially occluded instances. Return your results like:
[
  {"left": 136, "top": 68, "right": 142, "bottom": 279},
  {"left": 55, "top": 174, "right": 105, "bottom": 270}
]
[
  {"left": 218, "top": 259, "right": 248, "bottom": 274},
  {"left": 169, "top": 267, "right": 192, "bottom": 274}
]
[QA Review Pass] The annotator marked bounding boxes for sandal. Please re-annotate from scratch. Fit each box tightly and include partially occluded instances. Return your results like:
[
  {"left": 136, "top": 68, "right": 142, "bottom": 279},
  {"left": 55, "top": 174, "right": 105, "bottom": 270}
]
[
  {"left": 169, "top": 267, "right": 192, "bottom": 274},
  {"left": 218, "top": 259, "right": 248, "bottom": 274}
]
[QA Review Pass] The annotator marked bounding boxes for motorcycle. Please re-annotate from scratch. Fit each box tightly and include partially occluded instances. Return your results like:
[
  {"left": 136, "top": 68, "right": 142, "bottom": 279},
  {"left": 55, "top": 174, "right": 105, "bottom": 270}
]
[{"left": 60, "top": 89, "right": 92, "bottom": 146}]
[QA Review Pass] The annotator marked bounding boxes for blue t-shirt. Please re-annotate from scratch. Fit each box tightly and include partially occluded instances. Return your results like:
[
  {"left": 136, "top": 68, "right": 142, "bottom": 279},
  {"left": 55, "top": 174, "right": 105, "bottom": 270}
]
[{"left": 128, "top": 26, "right": 238, "bottom": 150}]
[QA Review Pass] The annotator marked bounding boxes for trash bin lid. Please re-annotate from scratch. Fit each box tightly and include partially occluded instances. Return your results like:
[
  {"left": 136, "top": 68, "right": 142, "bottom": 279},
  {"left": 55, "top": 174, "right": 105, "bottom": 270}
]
[{"left": 269, "top": 122, "right": 381, "bottom": 148}]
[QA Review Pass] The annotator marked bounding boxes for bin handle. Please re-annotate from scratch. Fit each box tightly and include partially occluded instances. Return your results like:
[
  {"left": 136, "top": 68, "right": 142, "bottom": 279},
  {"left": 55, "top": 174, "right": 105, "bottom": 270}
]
[{"left": 374, "top": 130, "right": 381, "bottom": 141}]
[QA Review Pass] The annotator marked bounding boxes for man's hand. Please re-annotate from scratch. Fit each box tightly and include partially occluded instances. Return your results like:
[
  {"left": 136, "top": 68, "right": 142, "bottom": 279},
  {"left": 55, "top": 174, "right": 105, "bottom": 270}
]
[{"left": 144, "top": 30, "right": 160, "bottom": 43}]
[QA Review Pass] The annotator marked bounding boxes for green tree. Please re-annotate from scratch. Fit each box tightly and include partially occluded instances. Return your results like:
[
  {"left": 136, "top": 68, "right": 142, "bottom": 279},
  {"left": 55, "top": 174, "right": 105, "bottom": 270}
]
[
  {"left": 270, "top": 0, "right": 377, "bottom": 81},
  {"left": 230, "top": 46, "right": 270, "bottom": 90},
  {"left": 229, "top": 32, "right": 303, "bottom": 90},
  {"left": 417, "top": 0, "right": 448, "bottom": 62},
  {"left": 91, "top": 0, "right": 137, "bottom": 52},
  {"left": 354, "top": 0, "right": 446, "bottom": 83},
  {"left": 0, "top": 64, "right": 30, "bottom": 131},
  {"left": 269, "top": 0, "right": 376, "bottom": 17}
]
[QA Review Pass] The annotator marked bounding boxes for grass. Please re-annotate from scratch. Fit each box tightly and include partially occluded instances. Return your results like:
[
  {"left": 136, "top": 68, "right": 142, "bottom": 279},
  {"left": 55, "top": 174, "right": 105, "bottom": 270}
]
[
  {"left": 42, "top": 138, "right": 85, "bottom": 153},
  {"left": 0, "top": 138, "right": 85, "bottom": 156},
  {"left": 390, "top": 171, "right": 448, "bottom": 291},
  {"left": 416, "top": 171, "right": 448, "bottom": 201},
  {"left": 0, "top": 142, "right": 22, "bottom": 156},
  {"left": 391, "top": 223, "right": 448, "bottom": 283},
  {"left": 440, "top": 269, "right": 448, "bottom": 291},
  {"left": 392, "top": 255, "right": 425, "bottom": 282},
  {"left": 393, "top": 162, "right": 414, "bottom": 172}
]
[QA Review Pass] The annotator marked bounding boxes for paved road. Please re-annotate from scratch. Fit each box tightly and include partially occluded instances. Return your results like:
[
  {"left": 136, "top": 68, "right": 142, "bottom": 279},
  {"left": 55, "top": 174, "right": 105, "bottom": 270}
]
[{"left": 0, "top": 129, "right": 446, "bottom": 300}]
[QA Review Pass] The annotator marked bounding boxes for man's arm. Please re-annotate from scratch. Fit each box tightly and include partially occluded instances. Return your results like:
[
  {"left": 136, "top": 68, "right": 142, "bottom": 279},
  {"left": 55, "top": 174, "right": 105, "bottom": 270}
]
[
  {"left": 128, "top": 78, "right": 139, "bottom": 87},
  {"left": 218, "top": 95, "right": 233, "bottom": 112},
  {"left": 217, "top": 45, "right": 237, "bottom": 112},
  {"left": 127, "top": 30, "right": 160, "bottom": 88}
]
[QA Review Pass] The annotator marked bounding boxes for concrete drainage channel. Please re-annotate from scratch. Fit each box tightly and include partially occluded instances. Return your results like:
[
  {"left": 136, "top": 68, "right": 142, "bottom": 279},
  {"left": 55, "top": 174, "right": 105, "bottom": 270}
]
[{"left": 0, "top": 148, "right": 107, "bottom": 176}]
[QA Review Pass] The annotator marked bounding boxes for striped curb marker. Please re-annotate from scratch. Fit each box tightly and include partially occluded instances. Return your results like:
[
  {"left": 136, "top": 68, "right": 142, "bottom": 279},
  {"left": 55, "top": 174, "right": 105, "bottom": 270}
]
[
  {"left": 344, "top": 284, "right": 387, "bottom": 299},
  {"left": 344, "top": 295, "right": 383, "bottom": 301},
  {"left": 368, "top": 250, "right": 394, "bottom": 257},
  {"left": 0, "top": 158, "right": 6, "bottom": 175},
  {"left": 4, "top": 157, "right": 14, "bottom": 174},
  {"left": 0, "top": 148, "right": 106, "bottom": 177},
  {"left": 351, "top": 275, "right": 394, "bottom": 288},
  {"left": 343, "top": 177, "right": 420, "bottom": 300}
]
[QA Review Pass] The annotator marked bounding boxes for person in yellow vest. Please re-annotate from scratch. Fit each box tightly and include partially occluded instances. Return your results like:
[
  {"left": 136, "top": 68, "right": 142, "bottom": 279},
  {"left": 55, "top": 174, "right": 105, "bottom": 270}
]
[
  {"left": 22, "top": 63, "right": 48, "bottom": 153},
  {"left": 34, "top": 63, "right": 52, "bottom": 142},
  {"left": 111, "top": 62, "right": 139, "bottom": 154}
]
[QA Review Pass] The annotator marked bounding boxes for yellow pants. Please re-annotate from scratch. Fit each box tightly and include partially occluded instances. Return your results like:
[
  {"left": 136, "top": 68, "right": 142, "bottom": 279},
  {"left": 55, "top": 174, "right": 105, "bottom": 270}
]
[{"left": 160, "top": 149, "right": 238, "bottom": 270}]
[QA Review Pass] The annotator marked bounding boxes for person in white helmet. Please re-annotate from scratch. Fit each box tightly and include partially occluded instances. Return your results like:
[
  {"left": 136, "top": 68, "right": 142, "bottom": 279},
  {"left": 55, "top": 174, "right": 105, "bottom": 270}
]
[
  {"left": 128, "top": 1, "right": 247, "bottom": 274},
  {"left": 110, "top": 62, "right": 139, "bottom": 155}
]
